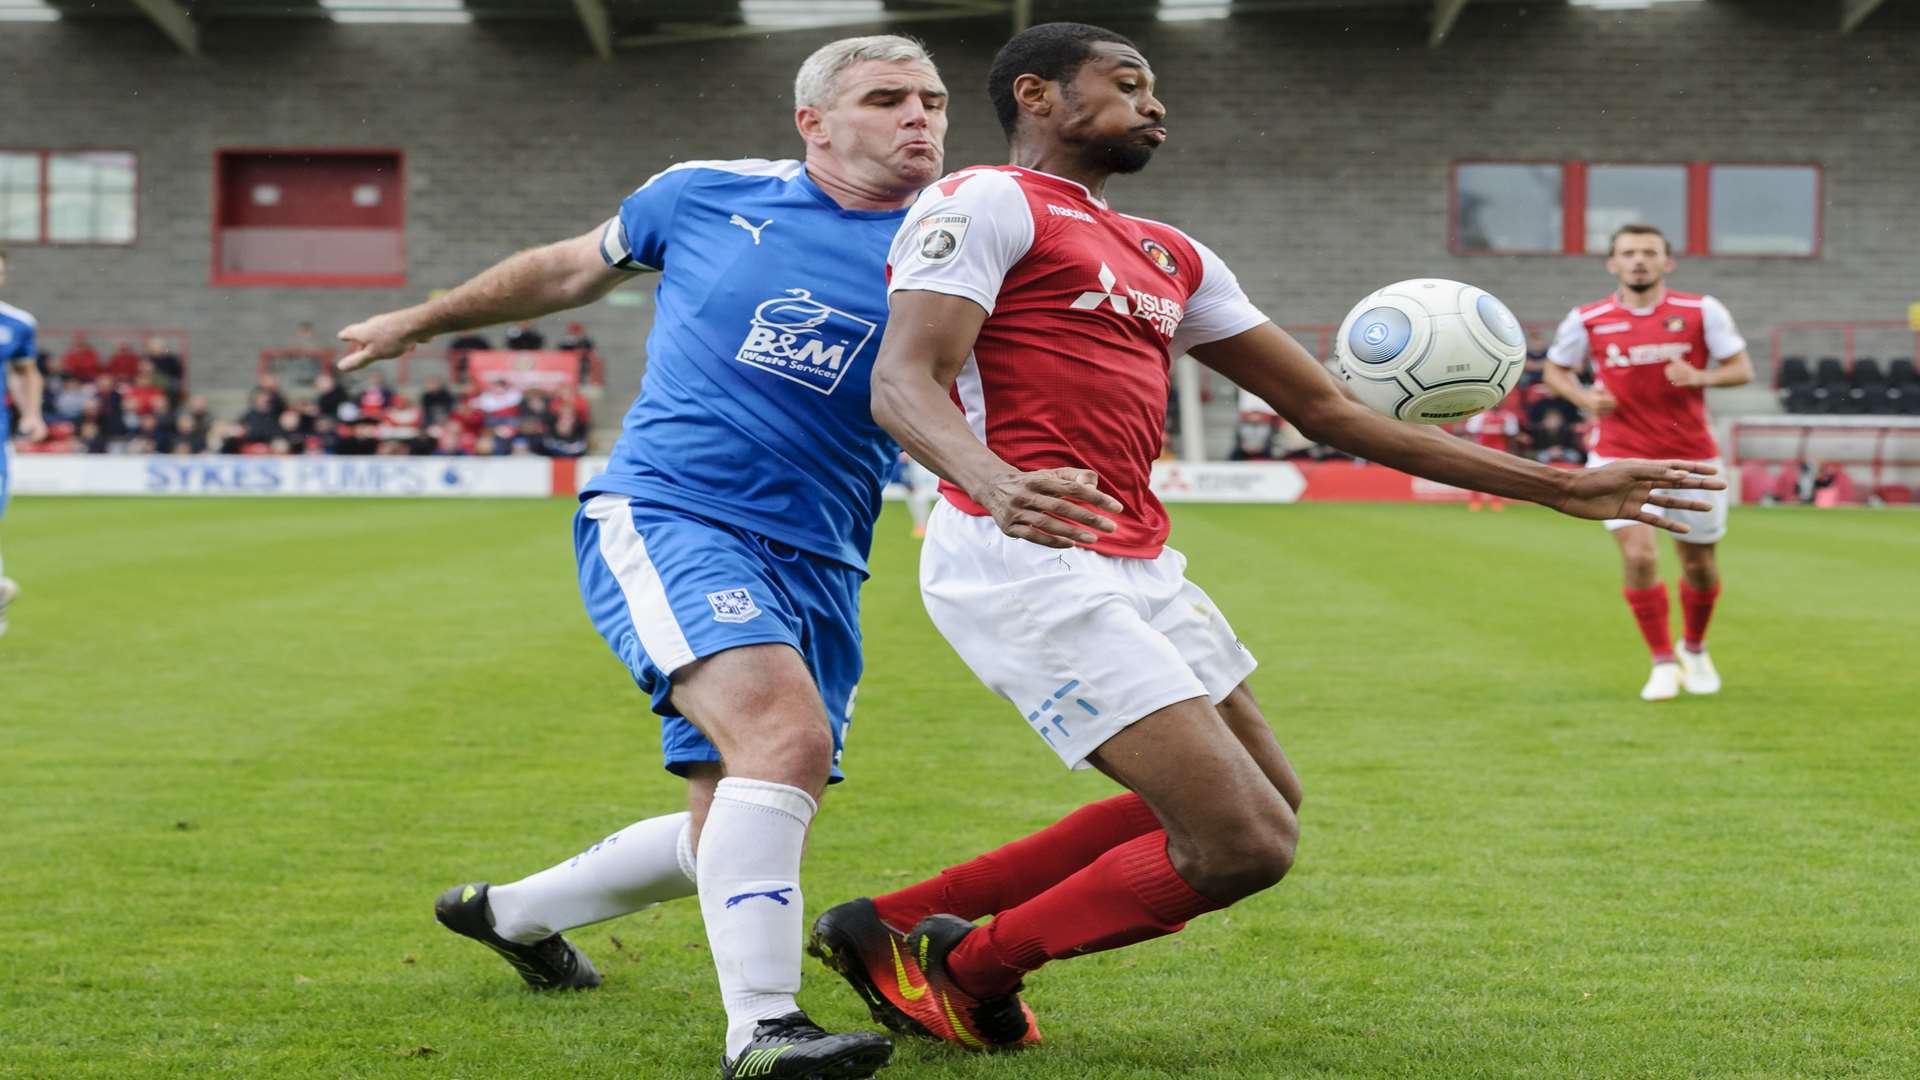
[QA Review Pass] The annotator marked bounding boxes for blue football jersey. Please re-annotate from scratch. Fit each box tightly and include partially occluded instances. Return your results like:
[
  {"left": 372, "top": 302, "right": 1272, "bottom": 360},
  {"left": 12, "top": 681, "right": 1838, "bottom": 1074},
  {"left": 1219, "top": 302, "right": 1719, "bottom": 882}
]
[
  {"left": 0, "top": 300, "right": 38, "bottom": 435},
  {"left": 587, "top": 158, "right": 909, "bottom": 573}
]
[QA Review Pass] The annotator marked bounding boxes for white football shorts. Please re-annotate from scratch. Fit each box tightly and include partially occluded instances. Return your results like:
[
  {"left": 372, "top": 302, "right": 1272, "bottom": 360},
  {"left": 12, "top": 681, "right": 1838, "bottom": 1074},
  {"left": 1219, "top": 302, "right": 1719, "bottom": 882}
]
[
  {"left": 1588, "top": 454, "right": 1728, "bottom": 544},
  {"left": 919, "top": 499, "right": 1258, "bottom": 770}
]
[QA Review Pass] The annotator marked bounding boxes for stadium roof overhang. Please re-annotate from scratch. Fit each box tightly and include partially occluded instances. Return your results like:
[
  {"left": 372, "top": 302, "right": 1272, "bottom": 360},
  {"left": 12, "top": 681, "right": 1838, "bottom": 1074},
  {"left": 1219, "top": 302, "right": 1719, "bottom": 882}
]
[{"left": 17, "top": 0, "right": 1898, "bottom": 58}]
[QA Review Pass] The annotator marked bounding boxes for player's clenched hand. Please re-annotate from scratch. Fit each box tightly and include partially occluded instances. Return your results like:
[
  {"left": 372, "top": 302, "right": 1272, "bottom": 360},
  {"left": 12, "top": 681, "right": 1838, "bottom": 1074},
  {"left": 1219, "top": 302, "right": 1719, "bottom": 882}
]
[
  {"left": 978, "top": 467, "right": 1124, "bottom": 549},
  {"left": 16, "top": 415, "right": 47, "bottom": 442},
  {"left": 1588, "top": 386, "right": 1618, "bottom": 417},
  {"left": 1664, "top": 359, "right": 1706, "bottom": 388},
  {"left": 336, "top": 312, "right": 426, "bottom": 372},
  {"left": 1555, "top": 459, "right": 1725, "bottom": 534}
]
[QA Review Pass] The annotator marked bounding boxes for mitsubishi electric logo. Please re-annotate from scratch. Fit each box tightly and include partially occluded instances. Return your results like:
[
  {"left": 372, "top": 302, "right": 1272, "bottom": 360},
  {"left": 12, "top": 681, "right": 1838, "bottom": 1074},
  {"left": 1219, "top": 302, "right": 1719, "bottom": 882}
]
[
  {"left": 1069, "top": 262, "right": 1184, "bottom": 339},
  {"left": 1071, "top": 262, "right": 1131, "bottom": 314},
  {"left": 1603, "top": 340, "right": 1694, "bottom": 369}
]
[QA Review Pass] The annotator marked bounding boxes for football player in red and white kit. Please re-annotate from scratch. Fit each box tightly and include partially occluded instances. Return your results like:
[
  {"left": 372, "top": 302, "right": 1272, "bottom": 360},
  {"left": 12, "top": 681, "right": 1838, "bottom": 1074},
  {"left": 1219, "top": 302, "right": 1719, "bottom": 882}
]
[
  {"left": 807, "top": 24, "right": 1724, "bottom": 1049},
  {"left": 1543, "top": 224, "right": 1753, "bottom": 702},
  {"left": 1463, "top": 397, "right": 1521, "bottom": 511}
]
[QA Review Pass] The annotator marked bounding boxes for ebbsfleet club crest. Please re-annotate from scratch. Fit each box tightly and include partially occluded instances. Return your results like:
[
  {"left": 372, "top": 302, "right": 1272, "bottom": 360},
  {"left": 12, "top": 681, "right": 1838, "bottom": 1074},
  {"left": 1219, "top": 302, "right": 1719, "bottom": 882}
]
[{"left": 736, "top": 288, "right": 878, "bottom": 395}]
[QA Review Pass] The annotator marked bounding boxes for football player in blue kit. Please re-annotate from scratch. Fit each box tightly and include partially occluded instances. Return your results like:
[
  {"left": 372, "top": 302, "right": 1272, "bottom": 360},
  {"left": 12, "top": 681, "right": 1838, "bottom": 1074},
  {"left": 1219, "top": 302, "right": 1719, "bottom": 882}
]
[
  {"left": 336, "top": 36, "right": 947, "bottom": 1080},
  {"left": 1, "top": 249, "right": 48, "bottom": 636}
]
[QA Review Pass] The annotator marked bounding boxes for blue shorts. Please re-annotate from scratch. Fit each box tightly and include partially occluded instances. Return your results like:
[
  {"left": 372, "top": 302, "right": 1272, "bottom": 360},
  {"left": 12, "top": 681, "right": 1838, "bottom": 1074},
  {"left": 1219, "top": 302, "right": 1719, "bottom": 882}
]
[
  {"left": 0, "top": 441, "right": 11, "bottom": 519},
  {"left": 574, "top": 493, "right": 864, "bottom": 782}
]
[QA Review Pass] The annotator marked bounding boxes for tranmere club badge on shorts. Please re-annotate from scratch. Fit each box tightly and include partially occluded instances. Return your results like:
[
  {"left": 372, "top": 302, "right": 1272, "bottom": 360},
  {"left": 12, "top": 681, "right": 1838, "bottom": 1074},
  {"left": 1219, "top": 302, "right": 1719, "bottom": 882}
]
[{"left": 706, "top": 588, "right": 763, "bottom": 624}]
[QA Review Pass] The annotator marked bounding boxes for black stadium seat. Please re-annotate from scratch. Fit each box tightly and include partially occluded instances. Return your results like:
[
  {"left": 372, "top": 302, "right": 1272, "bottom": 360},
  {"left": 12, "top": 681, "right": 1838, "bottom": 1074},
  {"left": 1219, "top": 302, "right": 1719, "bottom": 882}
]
[
  {"left": 1808, "top": 357, "right": 1850, "bottom": 413},
  {"left": 1849, "top": 358, "right": 1891, "bottom": 414},
  {"left": 1892, "top": 358, "right": 1920, "bottom": 415},
  {"left": 1776, "top": 355, "right": 1813, "bottom": 409}
]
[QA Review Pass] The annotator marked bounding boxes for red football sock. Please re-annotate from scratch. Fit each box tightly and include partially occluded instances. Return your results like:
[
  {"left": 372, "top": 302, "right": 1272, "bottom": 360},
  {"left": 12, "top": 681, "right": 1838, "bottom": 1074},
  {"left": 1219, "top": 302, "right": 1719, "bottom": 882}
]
[
  {"left": 943, "top": 829, "right": 1225, "bottom": 998},
  {"left": 1679, "top": 580, "right": 1721, "bottom": 652},
  {"left": 1623, "top": 582, "right": 1676, "bottom": 663},
  {"left": 872, "top": 793, "right": 1160, "bottom": 930}
]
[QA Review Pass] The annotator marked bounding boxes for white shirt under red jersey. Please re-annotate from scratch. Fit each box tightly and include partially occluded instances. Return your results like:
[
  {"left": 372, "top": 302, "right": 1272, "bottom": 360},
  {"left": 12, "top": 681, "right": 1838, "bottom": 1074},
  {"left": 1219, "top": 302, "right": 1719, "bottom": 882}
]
[
  {"left": 886, "top": 165, "right": 1269, "bottom": 558},
  {"left": 1546, "top": 289, "right": 1745, "bottom": 460}
]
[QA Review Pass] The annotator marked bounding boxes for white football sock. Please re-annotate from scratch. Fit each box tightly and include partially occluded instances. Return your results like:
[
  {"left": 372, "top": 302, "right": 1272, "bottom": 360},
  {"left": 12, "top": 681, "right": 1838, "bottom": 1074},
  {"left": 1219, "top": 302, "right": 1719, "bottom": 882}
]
[
  {"left": 908, "top": 489, "right": 936, "bottom": 530},
  {"left": 697, "top": 777, "right": 816, "bottom": 1059},
  {"left": 486, "top": 811, "right": 697, "bottom": 945}
]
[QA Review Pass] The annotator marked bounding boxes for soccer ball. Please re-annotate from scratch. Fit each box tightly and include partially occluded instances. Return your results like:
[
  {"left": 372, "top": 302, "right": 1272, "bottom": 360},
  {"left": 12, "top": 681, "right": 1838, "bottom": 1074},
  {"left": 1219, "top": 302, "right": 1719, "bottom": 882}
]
[{"left": 1334, "top": 278, "right": 1526, "bottom": 424}]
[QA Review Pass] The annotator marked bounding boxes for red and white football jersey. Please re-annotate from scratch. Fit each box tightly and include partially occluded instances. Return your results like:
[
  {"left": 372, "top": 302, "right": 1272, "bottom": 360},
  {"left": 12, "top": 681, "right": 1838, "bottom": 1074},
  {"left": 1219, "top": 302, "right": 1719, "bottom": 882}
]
[
  {"left": 1545, "top": 289, "right": 1745, "bottom": 460},
  {"left": 1464, "top": 406, "right": 1518, "bottom": 452},
  {"left": 886, "top": 165, "right": 1269, "bottom": 558}
]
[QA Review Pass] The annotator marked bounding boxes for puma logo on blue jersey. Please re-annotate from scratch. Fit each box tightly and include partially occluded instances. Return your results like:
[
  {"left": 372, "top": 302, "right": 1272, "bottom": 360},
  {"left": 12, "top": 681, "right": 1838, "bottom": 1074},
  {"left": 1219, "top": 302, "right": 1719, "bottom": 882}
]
[
  {"left": 725, "top": 887, "right": 795, "bottom": 908},
  {"left": 729, "top": 214, "right": 772, "bottom": 245}
]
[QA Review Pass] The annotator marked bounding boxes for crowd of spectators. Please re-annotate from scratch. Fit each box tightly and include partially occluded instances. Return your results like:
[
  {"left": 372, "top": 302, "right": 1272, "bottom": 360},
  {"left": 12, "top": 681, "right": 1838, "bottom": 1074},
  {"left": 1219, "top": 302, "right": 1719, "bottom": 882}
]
[
  {"left": 186, "top": 371, "right": 591, "bottom": 458},
  {"left": 11, "top": 322, "right": 595, "bottom": 458},
  {"left": 22, "top": 334, "right": 198, "bottom": 454}
]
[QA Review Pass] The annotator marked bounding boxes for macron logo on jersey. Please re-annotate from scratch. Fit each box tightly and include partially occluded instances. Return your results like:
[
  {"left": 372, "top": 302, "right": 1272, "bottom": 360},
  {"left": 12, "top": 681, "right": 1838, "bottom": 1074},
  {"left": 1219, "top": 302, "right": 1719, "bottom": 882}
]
[{"left": 735, "top": 288, "right": 878, "bottom": 396}]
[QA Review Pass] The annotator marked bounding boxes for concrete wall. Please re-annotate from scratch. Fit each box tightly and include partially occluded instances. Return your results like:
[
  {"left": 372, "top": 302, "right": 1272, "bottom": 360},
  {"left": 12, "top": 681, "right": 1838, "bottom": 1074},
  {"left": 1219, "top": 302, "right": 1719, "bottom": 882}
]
[{"left": 1, "top": 0, "right": 1913, "bottom": 407}]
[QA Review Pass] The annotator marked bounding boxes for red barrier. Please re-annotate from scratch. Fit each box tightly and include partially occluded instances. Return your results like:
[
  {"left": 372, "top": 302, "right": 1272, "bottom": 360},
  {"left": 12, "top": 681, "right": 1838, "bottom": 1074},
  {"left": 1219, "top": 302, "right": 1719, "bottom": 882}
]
[
  {"left": 447, "top": 348, "right": 603, "bottom": 389},
  {"left": 1729, "top": 416, "right": 1920, "bottom": 503},
  {"left": 462, "top": 350, "right": 582, "bottom": 392},
  {"left": 1294, "top": 462, "right": 1474, "bottom": 502}
]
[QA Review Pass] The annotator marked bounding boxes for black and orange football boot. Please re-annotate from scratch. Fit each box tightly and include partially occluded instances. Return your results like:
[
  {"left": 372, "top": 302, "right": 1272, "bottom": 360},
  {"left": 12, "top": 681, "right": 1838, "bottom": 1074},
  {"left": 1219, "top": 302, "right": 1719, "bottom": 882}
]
[
  {"left": 808, "top": 898, "right": 945, "bottom": 1040},
  {"left": 903, "top": 914, "right": 1041, "bottom": 1052}
]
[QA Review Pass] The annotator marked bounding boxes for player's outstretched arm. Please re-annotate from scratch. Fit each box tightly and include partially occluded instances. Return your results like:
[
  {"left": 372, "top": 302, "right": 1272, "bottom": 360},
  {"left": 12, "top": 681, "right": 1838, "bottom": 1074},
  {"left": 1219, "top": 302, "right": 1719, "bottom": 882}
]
[
  {"left": 871, "top": 290, "right": 1122, "bottom": 549},
  {"left": 1191, "top": 322, "right": 1724, "bottom": 533},
  {"left": 6, "top": 359, "right": 46, "bottom": 442},
  {"left": 336, "top": 225, "right": 630, "bottom": 372}
]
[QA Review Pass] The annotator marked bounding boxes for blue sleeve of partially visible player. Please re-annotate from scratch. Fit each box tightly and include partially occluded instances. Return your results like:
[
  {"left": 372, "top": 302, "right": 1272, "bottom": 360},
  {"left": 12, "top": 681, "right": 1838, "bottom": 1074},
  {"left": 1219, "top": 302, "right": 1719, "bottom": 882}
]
[
  {"left": 5, "top": 322, "right": 32, "bottom": 367},
  {"left": 599, "top": 165, "right": 699, "bottom": 273}
]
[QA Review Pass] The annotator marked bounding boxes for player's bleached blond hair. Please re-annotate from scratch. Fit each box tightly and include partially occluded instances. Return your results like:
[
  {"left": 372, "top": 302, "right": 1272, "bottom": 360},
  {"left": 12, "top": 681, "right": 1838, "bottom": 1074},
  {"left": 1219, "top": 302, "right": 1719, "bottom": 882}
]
[{"left": 794, "top": 35, "right": 937, "bottom": 111}]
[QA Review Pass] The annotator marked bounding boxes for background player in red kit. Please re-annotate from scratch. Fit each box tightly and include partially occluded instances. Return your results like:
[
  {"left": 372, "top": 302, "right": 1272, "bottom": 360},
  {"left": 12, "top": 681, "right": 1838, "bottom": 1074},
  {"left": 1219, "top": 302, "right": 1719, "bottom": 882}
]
[
  {"left": 1543, "top": 224, "right": 1753, "bottom": 702},
  {"left": 808, "top": 23, "right": 1725, "bottom": 1050},
  {"left": 1462, "top": 396, "right": 1522, "bottom": 511}
]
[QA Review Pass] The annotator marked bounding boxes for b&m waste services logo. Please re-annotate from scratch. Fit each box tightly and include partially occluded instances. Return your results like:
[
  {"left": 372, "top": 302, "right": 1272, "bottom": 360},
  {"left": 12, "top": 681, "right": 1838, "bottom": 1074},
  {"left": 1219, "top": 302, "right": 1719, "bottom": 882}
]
[{"left": 735, "top": 288, "right": 877, "bottom": 396}]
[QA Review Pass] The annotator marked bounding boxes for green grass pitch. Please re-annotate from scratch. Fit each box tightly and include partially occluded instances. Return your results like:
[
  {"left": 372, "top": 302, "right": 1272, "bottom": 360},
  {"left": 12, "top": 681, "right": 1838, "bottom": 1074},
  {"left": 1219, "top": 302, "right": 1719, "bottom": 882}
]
[{"left": 2, "top": 497, "right": 1915, "bottom": 1078}]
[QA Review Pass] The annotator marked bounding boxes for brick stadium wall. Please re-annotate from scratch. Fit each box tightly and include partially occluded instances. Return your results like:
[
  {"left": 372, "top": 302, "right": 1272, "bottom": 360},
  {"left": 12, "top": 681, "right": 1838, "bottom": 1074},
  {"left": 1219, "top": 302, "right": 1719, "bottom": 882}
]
[{"left": 0, "top": 0, "right": 1913, "bottom": 405}]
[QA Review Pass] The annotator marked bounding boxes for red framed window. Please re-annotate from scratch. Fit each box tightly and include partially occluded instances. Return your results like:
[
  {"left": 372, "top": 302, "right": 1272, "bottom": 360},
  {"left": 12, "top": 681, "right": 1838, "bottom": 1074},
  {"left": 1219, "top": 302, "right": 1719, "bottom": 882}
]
[
  {"left": 0, "top": 149, "right": 138, "bottom": 245},
  {"left": 213, "top": 148, "right": 406, "bottom": 287},
  {"left": 1452, "top": 160, "right": 1821, "bottom": 258}
]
